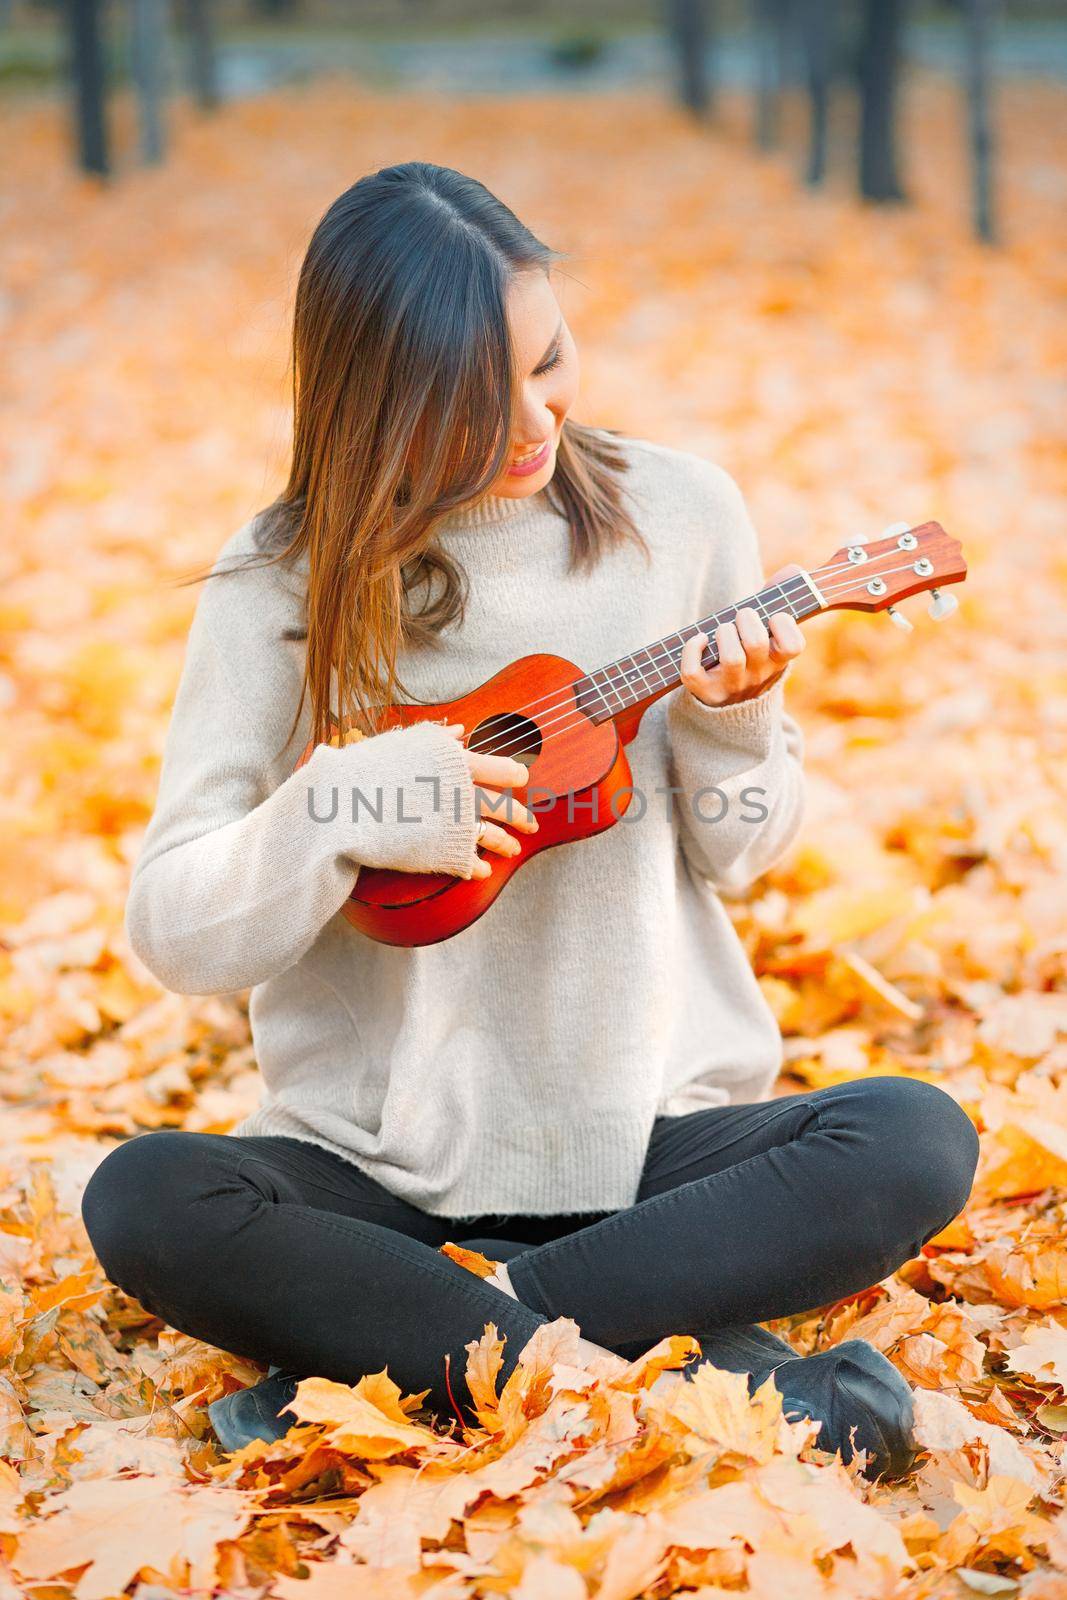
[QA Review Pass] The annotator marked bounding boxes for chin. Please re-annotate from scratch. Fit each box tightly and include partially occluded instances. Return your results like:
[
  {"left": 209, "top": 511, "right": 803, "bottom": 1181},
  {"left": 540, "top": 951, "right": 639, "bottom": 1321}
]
[{"left": 497, "top": 475, "right": 551, "bottom": 500}]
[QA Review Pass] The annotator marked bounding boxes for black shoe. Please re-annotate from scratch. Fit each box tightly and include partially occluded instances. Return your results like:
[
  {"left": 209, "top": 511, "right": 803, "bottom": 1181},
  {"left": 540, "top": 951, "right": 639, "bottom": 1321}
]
[
  {"left": 771, "top": 1340, "right": 916, "bottom": 1479},
  {"left": 208, "top": 1366, "right": 301, "bottom": 1453},
  {"left": 683, "top": 1326, "right": 916, "bottom": 1481}
]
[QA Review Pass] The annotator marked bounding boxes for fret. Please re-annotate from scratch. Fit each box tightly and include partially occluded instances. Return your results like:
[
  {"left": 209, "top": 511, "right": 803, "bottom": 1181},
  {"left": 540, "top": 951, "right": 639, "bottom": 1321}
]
[
  {"left": 636, "top": 644, "right": 669, "bottom": 688},
  {"left": 573, "top": 572, "right": 821, "bottom": 725},
  {"left": 585, "top": 676, "right": 615, "bottom": 718}
]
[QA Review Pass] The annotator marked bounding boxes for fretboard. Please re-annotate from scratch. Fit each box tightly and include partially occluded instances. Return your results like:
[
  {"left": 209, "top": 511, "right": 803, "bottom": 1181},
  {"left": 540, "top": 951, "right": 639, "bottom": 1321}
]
[{"left": 573, "top": 571, "right": 823, "bottom": 723}]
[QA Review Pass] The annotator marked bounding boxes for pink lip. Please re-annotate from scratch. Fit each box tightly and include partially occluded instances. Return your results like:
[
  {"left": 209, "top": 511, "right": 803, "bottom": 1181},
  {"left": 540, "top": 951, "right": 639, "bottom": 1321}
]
[{"left": 507, "top": 439, "right": 551, "bottom": 477}]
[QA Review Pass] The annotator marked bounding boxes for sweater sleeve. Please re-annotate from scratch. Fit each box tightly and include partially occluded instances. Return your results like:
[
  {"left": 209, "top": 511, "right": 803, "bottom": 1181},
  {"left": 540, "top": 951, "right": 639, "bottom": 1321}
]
[
  {"left": 664, "top": 463, "right": 806, "bottom": 894},
  {"left": 124, "top": 561, "right": 480, "bottom": 997}
]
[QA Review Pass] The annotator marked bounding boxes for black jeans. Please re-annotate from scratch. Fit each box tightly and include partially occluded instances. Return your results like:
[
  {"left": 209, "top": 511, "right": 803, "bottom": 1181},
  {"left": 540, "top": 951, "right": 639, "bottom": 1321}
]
[{"left": 81, "top": 1077, "right": 978, "bottom": 1419}]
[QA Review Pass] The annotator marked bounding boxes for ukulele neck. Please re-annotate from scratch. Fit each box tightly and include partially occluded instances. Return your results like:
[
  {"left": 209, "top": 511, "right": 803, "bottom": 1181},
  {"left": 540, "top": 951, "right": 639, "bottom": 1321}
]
[{"left": 574, "top": 570, "right": 825, "bottom": 725}]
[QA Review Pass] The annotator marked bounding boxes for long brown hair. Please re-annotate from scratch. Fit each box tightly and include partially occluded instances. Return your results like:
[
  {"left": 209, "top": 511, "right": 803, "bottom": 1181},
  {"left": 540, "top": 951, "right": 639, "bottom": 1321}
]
[{"left": 187, "top": 161, "right": 646, "bottom": 753}]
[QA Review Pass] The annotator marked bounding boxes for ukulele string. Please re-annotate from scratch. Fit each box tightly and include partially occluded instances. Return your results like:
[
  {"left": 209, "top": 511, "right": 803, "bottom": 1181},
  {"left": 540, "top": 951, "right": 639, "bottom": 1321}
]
[
  {"left": 455, "top": 556, "right": 939, "bottom": 770},
  {"left": 462, "top": 558, "right": 932, "bottom": 767},
  {"left": 454, "top": 564, "right": 820, "bottom": 754},
  {"left": 462, "top": 575, "right": 812, "bottom": 749},
  {"left": 461, "top": 547, "right": 926, "bottom": 752}
]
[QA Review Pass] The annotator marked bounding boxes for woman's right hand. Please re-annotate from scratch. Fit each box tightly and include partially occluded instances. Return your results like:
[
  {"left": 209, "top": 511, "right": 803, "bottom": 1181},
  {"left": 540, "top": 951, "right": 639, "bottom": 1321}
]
[{"left": 440, "top": 722, "right": 539, "bottom": 880}]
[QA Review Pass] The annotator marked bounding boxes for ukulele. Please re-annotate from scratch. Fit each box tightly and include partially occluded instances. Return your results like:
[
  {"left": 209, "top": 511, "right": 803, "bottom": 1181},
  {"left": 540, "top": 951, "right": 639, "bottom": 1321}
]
[{"left": 296, "top": 521, "right": 966, "bottom": 948}]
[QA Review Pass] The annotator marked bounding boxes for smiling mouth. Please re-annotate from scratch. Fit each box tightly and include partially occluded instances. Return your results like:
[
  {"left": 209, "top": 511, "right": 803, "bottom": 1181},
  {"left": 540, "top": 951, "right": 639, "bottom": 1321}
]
[
  {"left": 514, "top": 443, "right": 546, "bottom": 463},
  {"left": 508, "top": 438, "right": 556, "bottom": 473}
]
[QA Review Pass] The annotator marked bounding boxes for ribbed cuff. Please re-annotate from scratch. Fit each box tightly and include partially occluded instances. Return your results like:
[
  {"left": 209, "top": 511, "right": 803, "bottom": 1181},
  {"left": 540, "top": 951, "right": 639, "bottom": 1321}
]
[
  {"left": 301, "top": 720, "right": 480, "bottom": 879},
  {"left": 668, "top": 667, "right": 790, "bottom": 761},
  {"left": 404, "top": 721, "right": 481, "bottom": 879}
]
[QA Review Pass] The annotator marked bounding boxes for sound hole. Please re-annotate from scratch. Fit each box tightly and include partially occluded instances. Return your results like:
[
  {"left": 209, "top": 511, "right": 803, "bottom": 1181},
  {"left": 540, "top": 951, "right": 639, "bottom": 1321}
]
[{"left": 467, "top": 711, "right": 542, "bottom": 770}]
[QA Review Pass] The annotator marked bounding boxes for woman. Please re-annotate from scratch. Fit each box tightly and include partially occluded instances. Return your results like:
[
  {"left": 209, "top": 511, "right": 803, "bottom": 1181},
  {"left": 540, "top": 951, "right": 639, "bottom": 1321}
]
[{"left": 81, "top": 162, "right": 978, "bottom": 1476}]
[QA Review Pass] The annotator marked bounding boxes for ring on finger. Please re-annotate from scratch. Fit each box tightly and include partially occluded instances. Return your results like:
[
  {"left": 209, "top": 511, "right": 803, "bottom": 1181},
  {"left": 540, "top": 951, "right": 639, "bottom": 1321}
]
[{"left": 476, "top": 819, "right": 490, "bottom": 846}]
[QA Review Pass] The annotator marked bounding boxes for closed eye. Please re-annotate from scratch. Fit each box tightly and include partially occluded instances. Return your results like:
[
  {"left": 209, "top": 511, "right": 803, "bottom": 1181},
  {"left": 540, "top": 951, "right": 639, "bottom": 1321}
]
[{"left": 533, "top": 346, "right": 563, "bottom": 376}]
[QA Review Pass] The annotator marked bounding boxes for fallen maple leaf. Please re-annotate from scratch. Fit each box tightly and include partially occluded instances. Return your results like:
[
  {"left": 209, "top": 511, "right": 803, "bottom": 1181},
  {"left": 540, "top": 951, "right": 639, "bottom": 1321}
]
[
  {"left": 1005, "top": 1323, "right": 1067, "bottom": 1391},
  {"left": 12, "top": 1477, "right": 250, "bottom": 1600},
  {"left": 664, "top": 1364, "right": 787, "bottom": 1466},
  {"left": 284, "top": 1374, "right": 448, "bottom": 1461}
]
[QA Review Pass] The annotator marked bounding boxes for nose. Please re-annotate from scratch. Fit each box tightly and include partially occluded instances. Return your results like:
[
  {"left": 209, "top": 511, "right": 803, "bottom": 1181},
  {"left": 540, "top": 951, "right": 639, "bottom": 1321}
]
[{"left": 516, "top": 386, "right": 559, "bottom": 447}]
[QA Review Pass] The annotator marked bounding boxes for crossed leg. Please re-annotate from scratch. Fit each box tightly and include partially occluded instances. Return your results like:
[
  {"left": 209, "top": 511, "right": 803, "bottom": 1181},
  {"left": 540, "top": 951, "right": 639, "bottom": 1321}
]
[
  {"left": 81, "top": 1077, "right": 977, "bottom": 1460},
  {"left": 503, "top": 1077, "right": 978, "bottom": 1348}
]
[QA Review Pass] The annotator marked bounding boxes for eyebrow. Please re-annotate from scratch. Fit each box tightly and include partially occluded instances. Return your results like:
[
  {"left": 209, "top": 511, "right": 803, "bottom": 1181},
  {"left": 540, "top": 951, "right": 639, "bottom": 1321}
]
[{"left": 534, "top": 317, "right": 564, "bottom": 369}]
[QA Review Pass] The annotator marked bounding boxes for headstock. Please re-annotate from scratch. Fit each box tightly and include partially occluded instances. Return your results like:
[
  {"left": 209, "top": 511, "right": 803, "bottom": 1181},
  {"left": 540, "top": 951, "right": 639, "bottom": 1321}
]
[{"left": 807, "top": 521, "right": 966, "bottom": 628}]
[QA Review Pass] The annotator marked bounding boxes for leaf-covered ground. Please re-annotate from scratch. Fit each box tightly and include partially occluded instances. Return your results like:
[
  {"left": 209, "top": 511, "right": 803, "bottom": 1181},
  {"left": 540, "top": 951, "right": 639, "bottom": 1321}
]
[{"left": 3, "top": 68, "right": 1067, "bottom": 1599}]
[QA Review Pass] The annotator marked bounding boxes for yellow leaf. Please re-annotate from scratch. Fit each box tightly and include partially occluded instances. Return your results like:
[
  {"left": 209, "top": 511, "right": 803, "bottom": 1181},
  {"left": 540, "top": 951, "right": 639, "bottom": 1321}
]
[
  {"left": 28, "top": 1271, "right": 101, "bottom": 1318},
  {"left": 13, "top": 1479, "right": 249, "bottom": 1600},
  {"left": 286, "top": 1375, "right": 441, "bottom": 1460},
  {"left": 792, "top": 884, "right": 918, "bottom": 946},
  {"left": 1006, "top": 1323, "right": 1067, "bottom": 1390},
  {"left": 668, "top": 1364, "right": 783, "bottom": 1465}
]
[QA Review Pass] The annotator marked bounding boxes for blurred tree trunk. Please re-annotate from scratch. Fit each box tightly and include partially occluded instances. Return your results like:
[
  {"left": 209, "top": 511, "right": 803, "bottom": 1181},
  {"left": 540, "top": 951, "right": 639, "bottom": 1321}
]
[
  {"left": 667, "top": 0, "right": 712, "bottom": 117},
  {"left": 965, "top": 0, "right": 996, "bottom": 242},
  {"left": 797, "top": 0, "right": 832, "bottom": 184},
  {"left": 132, "top": 0, "right": 169, "bottom": 164},
  {"left": 183, "top": 0, "right": 219, "bottom": 110},
  {"left": 858, "top": 0, "right": 907, "bottom": 201},
  {"left": 753, "top": 0, "right": 789, "bottom": 150},
  {"left": 68, "top": 0, "right": 110, "bottom": 176}
]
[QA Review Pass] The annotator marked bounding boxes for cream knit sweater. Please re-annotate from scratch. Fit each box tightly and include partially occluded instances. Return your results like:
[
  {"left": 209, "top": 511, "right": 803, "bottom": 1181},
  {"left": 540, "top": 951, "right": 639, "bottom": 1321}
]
[{"left": 125, "top": 434, "right": 805, "bottom": 1219}]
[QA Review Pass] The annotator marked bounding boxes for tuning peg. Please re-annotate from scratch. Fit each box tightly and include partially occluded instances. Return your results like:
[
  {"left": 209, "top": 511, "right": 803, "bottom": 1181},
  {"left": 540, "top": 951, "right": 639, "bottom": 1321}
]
[
  {"left": 886, "top": 606, "right": 914, "bottom": 633},
  {"left": 881, "top": 521, "right": 912, "bottom": 540},
  {"left": 928, "top": 588, "right": 958, "bottom": 621}
]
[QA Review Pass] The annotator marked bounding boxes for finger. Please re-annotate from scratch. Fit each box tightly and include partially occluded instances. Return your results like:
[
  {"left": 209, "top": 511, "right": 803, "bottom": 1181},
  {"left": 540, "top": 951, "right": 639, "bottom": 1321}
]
[
  {"left": 475, "top": 819, "right": 522, "bottom": 859},
  {"left": 767, "top": 562, "right": 803, "bottom": 585},
  {"left": 478, "top": 790, "right": 539, "bottom": 832},
  {"left": 768, "top": 612, "right": 806, "bottom": 659},
  {"left": 734, "top": 606, "right": 770, "bottom": 670},
  {"left": 466, "top": 749, "right": 529, "bottom": 791},
  {"left": 470, "top": 855, "right": 492, "bottom": 880},
  {"left": 713, "top": 621, "right": 747, "bottom": 693},
  {"left": 679, "top": 629, "right": 710, "bottom": 683}
]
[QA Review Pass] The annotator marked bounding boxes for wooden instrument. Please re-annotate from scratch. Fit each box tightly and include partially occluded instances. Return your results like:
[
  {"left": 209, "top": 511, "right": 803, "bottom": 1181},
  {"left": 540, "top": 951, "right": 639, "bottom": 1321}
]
[{"left": 296, "top": 521, "right": 966, "bottom": 948}]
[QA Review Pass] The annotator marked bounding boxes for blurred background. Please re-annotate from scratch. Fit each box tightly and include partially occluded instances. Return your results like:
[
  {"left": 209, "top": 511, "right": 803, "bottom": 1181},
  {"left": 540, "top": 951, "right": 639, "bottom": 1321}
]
[{"left": 5, "top": 1, "right": 1065, "bottom": 229}]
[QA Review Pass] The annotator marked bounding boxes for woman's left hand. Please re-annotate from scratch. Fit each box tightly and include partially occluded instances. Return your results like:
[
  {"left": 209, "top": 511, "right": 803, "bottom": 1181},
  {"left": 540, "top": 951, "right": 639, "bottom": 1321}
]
[{"left": 679, "top": 563, "right": 807, "bottom": 709}]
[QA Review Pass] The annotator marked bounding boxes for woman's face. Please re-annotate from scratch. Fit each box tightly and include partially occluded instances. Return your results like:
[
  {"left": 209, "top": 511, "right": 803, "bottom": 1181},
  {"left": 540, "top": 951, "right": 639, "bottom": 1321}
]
[{"left": 489, "top": 269, "right": 579, "bottom": 499}]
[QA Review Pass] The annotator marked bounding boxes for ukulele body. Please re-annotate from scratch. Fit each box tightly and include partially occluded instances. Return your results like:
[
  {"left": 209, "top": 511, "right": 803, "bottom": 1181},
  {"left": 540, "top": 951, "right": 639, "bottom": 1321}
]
[{"left": 296, "top": 654, "right": 640, "bottom": 948}]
